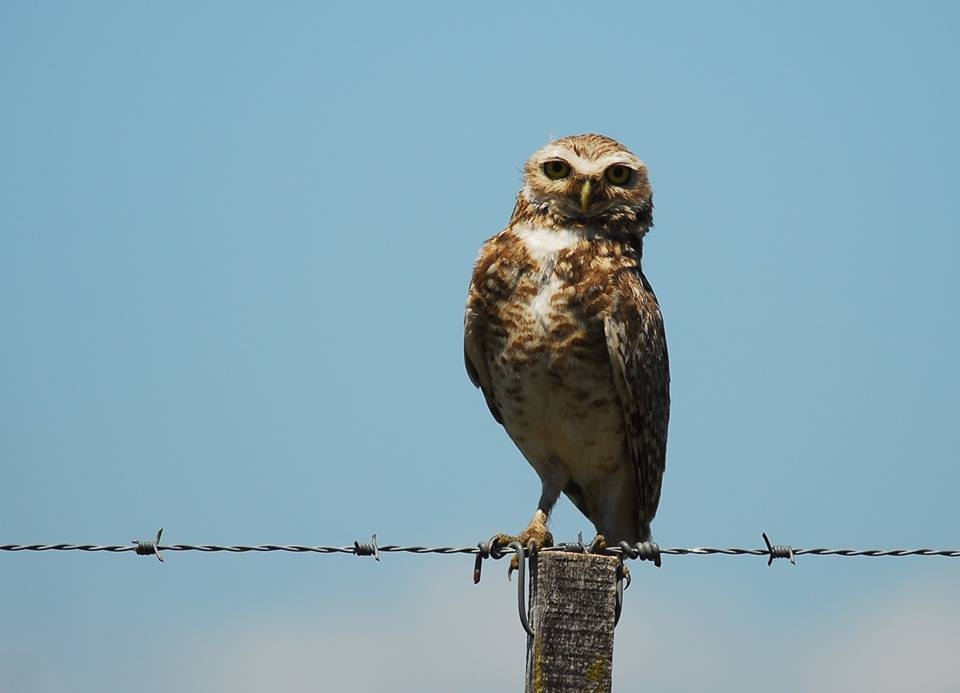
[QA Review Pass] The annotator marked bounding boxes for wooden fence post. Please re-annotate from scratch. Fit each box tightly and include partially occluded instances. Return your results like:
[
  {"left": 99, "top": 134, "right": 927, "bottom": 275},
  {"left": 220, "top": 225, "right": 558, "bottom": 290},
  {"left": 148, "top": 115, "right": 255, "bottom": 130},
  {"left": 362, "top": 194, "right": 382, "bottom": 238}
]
[{"left": 524, "top": 551, "right": 619, "bottom": 693}]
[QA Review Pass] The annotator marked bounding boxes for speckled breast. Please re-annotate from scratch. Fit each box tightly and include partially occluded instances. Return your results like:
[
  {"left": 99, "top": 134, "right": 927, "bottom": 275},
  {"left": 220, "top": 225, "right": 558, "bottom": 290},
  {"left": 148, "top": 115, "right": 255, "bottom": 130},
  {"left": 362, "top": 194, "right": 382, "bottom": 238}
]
[{"left": 480, "top": 229, "right": 637, "bottom": 479}]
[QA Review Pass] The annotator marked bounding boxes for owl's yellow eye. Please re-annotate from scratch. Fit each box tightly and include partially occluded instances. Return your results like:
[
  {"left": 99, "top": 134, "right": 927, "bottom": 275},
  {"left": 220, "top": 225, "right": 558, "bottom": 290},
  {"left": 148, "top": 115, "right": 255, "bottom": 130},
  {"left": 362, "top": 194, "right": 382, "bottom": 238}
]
[
  {"left": 543, "top": 160, "right": 571, "bottom": 180},
  {"left": 604, "top": 165, "right": 632, "bottom": 186}
]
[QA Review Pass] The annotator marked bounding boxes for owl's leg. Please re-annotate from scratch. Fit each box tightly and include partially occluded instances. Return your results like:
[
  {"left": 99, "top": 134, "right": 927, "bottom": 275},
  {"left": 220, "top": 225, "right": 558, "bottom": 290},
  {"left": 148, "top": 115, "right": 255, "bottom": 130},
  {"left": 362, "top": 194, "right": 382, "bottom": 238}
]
[{"left": 495, "top": 476, "right": 564, "bottom": 578}]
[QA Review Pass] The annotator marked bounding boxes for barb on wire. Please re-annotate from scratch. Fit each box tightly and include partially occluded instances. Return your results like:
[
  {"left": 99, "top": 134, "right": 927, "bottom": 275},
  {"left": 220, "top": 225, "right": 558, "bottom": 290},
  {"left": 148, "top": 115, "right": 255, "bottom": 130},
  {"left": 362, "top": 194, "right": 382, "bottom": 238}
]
[
  {"left": 556, "top": 531, "right": 589, "bottom": 554},
  {"left": 763, "top": 531, "right": 795, "bottom": 566},
  {"left": 132, "top": 528, "right": 164, "bottom": 563},
  {"left": 353, "top": 534, "right": 379, "bottom": 561}
]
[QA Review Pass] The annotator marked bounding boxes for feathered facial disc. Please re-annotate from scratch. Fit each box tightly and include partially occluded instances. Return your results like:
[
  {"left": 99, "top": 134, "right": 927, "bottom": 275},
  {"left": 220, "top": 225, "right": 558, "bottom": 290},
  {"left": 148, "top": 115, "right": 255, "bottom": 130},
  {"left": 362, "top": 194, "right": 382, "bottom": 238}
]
[{"left": 521, "top": 134, "right": 653, "bottom": 231}]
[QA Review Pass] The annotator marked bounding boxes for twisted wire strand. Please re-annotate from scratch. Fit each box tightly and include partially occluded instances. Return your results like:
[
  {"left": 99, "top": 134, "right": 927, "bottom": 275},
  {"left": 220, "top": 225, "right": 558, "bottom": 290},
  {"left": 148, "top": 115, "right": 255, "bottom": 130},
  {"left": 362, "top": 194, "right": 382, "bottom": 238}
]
[
  {"left": 2, "top": 540, "right": 959, "bottom": 559},
  {"left": 10, "top": 533, "right": 955, "bottom": 637}
]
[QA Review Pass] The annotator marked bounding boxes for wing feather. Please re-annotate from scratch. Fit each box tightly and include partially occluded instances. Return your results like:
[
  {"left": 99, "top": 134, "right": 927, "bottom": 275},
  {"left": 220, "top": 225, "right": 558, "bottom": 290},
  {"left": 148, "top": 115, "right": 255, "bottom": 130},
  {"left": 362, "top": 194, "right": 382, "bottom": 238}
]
[
  {"left": 464, "top": 304, "right": 503, "bottom": 424},
  {"left": 464, "top": 237, "right": 511, "bottom": 425},
  {"left": 603, "top": 273, "right": 670, "bottom": 533}
]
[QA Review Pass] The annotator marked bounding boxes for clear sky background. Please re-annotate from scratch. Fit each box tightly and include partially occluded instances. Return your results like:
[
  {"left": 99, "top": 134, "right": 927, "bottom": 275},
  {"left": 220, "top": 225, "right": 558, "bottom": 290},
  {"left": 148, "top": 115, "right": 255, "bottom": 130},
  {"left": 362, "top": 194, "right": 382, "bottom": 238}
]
[{"left": 2, "top": 3, "right": 958, "bottom": 692}]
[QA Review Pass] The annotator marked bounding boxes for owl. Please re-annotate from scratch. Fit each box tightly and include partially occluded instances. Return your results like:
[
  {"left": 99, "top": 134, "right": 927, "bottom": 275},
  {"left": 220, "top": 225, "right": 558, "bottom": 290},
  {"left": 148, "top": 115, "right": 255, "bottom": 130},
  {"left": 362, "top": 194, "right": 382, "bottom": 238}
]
[{"left": 464, "top": 134, "right": 670, "bottom": 557}]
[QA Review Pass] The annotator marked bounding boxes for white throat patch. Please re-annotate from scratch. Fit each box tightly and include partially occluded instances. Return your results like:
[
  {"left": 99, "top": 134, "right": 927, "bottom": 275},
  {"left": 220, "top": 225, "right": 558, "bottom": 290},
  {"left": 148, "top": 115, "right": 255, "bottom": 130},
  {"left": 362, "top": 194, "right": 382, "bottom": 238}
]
[{"left": 514, "top": 226, "right": 587, "bottom": 264}]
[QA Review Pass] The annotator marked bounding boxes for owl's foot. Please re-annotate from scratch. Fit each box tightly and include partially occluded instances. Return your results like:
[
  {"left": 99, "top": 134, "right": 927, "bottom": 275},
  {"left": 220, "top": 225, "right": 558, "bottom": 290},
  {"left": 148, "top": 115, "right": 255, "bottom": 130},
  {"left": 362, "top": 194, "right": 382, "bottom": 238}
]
[
  {"left": 589, "top": 534, "right": 631, "bottom": 585},
  {"left": 493, "top": 514, "right": 554, "bottom": 581},
  {"left": 588, "top": 533, "right": 608, "bottom": 553}
]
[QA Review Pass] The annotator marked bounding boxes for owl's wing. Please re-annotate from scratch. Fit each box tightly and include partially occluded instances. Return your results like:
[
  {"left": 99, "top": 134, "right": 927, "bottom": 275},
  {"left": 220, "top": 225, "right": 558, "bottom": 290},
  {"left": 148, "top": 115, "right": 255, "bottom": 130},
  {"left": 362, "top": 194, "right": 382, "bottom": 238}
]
[
  {"left": 604, "top": 273, "right": 670, "bottom": 531},
  {"left": 464, "top": 327, "right": 503, "bottom": 424},
  {"left": 464, "top": 246, "right": 504, "bottom": 425}
]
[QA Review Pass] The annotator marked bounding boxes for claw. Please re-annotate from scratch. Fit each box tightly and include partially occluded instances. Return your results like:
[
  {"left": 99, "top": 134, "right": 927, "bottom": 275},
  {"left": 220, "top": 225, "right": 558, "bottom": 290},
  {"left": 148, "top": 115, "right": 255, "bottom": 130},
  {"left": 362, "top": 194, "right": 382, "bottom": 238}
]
[
  {"left": 589, "top": 533, "right": 608, "bottom": 554},
  {"left": 503, "top": 538, "right": 522, "bottom": 581},
  {"left": 491, "top": 514, "right": 554, "bottom": 581}
]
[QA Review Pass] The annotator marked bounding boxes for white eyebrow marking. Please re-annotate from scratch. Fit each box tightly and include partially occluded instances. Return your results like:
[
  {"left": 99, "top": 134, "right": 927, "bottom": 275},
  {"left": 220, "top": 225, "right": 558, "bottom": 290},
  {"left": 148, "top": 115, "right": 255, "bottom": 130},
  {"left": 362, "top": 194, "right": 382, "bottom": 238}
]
[{"left": 535, "top": 148, "right": 642, "bottom": 176}]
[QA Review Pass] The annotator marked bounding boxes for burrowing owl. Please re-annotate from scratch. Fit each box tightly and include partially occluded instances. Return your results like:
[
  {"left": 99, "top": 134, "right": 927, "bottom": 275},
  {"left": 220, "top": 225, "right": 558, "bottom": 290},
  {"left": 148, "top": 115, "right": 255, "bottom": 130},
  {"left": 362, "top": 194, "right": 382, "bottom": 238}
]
[{"left": 464, "top": 133, "right": 670, "bottom": 553}]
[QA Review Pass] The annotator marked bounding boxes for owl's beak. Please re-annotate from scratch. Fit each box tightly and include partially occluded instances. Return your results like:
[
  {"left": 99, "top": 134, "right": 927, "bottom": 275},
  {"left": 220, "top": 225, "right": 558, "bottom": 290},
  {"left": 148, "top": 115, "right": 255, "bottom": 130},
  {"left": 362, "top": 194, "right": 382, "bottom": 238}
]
[{"left": 579, "top": 180, "right": 592, "bottom": 213}]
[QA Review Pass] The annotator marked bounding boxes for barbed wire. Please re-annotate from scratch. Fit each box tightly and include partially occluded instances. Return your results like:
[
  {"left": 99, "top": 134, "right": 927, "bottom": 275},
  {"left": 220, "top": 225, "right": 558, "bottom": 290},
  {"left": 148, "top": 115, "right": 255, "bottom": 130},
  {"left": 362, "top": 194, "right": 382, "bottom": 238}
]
[
  {"left": 6, "top": 529, "right": 957, "bottom": 635},
  {"left": 2, "top": 529, "right": 958, "bottom": 565}
]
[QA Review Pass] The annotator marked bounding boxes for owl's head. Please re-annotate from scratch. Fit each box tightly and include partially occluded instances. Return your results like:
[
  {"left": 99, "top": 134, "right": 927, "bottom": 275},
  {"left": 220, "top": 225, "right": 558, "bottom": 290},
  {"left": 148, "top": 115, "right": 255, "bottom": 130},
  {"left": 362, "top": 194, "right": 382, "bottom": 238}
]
[{"left": 517, "top": 134, "right": 653, "bottom": 234}]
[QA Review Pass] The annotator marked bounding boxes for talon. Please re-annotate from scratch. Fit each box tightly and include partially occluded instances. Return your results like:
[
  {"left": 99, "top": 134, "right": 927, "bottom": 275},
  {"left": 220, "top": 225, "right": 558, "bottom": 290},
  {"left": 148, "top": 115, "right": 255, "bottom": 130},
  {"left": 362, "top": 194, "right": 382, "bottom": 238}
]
[
  {"left": 589, "top": 533, "right": 608, "bottom": 554},
  {"left": 491, "top": 514, "right": 554, "bottom": 580},
  {"left": 517, "top": 527, "right": 554, "bottom": 553},
  {"left": 491, "top": 534, "right": 521, "bottom": 581}
]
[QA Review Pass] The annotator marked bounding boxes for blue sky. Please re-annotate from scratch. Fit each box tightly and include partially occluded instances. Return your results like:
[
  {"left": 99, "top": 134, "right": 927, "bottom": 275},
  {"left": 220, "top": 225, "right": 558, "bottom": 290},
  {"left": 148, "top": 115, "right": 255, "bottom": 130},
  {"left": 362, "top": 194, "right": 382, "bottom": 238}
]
[{"left": 2, "top": 3, "right": 958, "bottom": 691}]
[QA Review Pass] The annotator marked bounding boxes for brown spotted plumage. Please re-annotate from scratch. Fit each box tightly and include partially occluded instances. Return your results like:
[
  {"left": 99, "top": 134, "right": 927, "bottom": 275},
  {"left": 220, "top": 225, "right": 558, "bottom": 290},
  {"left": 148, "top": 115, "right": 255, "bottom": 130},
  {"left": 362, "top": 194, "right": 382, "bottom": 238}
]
[{"left": 464, "top": 134, "right": 670, "bottom": 550}]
